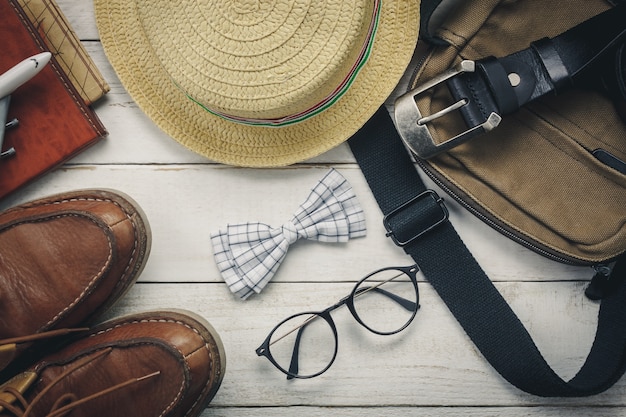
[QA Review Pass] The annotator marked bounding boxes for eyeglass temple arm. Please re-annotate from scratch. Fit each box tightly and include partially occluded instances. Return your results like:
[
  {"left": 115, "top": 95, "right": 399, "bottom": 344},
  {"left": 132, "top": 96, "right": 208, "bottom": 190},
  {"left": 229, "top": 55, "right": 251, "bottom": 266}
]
[
  {"left": 356, "top": 286, "right": 418, "bottom": 311},
  {"left": 283, "top": 287, "right": 416, "bottom": 380},
  {"left": 286, "top": 325, "right": 306, "bottom": 380}
]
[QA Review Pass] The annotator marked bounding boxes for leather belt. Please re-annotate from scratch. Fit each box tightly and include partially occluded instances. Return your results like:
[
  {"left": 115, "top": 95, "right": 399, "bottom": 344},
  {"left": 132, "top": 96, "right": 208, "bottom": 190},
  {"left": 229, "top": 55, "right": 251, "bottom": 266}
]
[{"left": 396, "top": 3, "right": 626, "bottom": 159}]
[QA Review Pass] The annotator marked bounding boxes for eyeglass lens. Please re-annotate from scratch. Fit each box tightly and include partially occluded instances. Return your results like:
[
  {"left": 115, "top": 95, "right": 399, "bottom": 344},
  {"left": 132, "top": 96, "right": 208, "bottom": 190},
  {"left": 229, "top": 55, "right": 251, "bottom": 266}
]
[
  {"left": 267, "top": 312, "right": 337, "bottom": 379},
  {"left": 351, "top": 267, "right": 418, "bottom": 334},
  {"left": 263, "top": 267, "right": 418, "bottom": 379}
]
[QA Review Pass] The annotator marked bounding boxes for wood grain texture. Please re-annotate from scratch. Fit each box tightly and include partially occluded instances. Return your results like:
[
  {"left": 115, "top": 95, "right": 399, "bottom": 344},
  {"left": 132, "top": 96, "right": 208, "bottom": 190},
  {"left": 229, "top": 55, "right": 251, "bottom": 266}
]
[{"left": 4, "top": 2, "right": 620, "bottom": 416}]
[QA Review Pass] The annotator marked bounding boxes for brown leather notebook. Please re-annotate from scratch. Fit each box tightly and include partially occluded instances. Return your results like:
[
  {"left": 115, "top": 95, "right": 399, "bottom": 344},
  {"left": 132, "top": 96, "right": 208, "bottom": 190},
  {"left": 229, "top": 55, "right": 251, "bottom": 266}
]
[{"left": 0, "top": 0, "right": 107, "bottom": 200}]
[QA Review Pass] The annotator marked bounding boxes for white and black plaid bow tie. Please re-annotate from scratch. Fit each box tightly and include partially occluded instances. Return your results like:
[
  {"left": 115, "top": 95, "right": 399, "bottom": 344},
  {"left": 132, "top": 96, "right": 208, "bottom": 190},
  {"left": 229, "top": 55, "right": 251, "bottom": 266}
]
[{"left": 211, "top": 169, "right": 366, "bottom": 299}]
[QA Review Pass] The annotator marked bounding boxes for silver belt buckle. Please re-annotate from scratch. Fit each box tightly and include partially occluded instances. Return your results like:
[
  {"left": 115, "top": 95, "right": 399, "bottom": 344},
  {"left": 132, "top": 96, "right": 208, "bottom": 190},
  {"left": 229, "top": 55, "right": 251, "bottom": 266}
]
[{"left": 394, "top": 60, "right": 502, "bottom": 159}]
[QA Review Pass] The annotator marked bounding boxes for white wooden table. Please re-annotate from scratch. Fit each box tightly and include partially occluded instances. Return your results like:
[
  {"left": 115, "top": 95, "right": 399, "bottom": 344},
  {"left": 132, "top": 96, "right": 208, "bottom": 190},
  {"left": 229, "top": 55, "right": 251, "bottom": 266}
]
[{"left": 2, "top": 1, "right": 625, "bottom": 415}]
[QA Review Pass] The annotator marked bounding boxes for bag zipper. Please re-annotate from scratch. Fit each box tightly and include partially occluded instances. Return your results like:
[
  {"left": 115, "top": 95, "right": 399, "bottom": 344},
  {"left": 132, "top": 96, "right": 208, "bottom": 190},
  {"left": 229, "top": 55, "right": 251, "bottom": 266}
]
[{"left": 415, "top": 158, "right": 594, "bottom": 266}]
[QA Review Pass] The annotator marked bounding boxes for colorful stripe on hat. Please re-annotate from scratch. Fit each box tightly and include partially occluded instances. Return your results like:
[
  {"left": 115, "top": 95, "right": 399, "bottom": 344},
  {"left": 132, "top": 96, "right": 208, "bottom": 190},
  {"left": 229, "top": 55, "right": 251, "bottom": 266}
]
[{"left": 188, "top": 0, "right": 381, "bottom": 127}]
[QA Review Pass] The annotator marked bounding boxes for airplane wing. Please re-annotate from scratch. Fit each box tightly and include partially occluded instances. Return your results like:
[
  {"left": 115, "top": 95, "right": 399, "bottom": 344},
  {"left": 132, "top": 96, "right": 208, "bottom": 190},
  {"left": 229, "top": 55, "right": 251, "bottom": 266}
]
[{"left": 0, "top": 95, "right": 9, "bottom": 151}]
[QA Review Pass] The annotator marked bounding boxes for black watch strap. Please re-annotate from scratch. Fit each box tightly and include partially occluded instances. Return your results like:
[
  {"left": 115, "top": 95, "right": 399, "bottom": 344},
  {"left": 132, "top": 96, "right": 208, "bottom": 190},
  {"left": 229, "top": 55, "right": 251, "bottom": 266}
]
[{"left": 348, "top": 106, "right": 626, "bottom": 396}]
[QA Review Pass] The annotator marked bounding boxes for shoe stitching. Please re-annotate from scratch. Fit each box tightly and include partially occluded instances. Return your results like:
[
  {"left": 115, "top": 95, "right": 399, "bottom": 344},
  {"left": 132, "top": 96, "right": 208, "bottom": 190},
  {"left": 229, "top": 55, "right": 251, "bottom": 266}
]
[
  {"left": 23, "top": 196, "right": 140, "bottom": 329},
  {"left": 182, "top": 342, "right": 216, "bottom": 417},
  {"left": 90, "top": 318, "right": 216, "bottom": 417},
  {"left": 36, "top": 196, "right": 141, "bottom": 307},
  {"left": 90, "top": 318, "right": 203, "bottom": 341},
  {"left": 34, "top": 345, "right": 175, "bottom": 417},
  {"left": 0, "top": 212, "right": 114, "bottom": 329},
  {"left": 40, "top": 213, "right": 114, "bottom": 329},
  {"left": 6, "top": 195, "right": 218, "bottom": 415}
]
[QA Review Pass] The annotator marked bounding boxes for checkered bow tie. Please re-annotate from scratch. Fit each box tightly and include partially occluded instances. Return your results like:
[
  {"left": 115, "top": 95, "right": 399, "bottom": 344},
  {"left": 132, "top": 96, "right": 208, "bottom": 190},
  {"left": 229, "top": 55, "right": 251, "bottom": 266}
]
[{"left": 211, "top": 169, "right": 367, "bottom": 299}]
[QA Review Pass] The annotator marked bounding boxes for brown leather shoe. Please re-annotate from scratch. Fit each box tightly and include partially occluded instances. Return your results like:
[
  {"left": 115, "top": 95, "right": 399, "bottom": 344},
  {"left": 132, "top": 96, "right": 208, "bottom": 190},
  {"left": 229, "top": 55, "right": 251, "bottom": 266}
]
[
  {"left": 0, "top": 310, "right": 226, "bottom": 417},
  {"left": 0, "top": 190, "right": 151, "bottom": 370}
]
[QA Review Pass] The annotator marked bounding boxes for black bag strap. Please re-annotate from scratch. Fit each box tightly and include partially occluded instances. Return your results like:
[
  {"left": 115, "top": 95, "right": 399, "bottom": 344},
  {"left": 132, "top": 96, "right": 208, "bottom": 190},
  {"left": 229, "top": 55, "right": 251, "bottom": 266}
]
[{"left": 348, "top": 106, "right": 626, "bottom": 397}]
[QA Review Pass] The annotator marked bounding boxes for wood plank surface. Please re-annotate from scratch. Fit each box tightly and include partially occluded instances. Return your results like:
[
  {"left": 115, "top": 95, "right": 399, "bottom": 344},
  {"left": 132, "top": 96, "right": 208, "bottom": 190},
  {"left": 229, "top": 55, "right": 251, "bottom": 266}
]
[
  {"left": 101, "top": 281, "right": 624, "bottom": 410},
  {"left": 4, "top": 1, "right": 622, "bottom": 416}
]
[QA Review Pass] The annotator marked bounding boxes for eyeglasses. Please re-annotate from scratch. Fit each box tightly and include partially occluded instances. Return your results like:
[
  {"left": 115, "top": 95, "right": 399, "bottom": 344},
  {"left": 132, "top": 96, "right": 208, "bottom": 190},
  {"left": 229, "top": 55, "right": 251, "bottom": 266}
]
[{"left": 255, "top": 265, "right": 420, "bottom": 379}]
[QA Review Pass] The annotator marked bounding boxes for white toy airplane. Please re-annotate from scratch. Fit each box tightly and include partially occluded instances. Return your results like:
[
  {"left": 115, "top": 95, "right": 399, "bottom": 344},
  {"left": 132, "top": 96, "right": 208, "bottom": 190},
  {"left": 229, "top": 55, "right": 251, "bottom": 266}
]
[{"left": 0, "top": 52, "right": 51, "bottom": 158}]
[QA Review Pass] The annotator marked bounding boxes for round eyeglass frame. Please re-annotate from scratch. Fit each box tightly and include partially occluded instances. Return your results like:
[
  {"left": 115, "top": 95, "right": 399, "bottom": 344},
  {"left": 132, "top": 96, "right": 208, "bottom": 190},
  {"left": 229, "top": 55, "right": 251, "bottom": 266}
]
[{"left": 255, "top": 265, "right": 420, "bottom": 379}]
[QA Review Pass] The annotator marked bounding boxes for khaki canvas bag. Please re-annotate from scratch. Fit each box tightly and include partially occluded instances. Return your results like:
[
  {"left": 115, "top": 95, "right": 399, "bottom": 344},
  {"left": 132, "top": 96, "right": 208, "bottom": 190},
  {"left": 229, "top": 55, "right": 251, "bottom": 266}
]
[
  {"left": 348, "top": 0, "right": 626, "bottom": 396},
  {"left": 410, "top": 0, "right": 626, "bottom": 265}
]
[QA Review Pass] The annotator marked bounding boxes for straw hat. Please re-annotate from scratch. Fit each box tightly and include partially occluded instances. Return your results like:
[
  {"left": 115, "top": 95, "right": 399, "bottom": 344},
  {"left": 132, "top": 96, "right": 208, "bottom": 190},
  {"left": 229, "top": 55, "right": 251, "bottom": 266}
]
[{"left": 95, "top": 0, "right": 420, "bottom": 167}]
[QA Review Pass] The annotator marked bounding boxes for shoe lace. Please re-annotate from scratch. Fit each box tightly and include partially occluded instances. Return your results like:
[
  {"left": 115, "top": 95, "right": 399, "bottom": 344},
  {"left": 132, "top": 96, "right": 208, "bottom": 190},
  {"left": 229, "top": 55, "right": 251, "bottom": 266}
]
[
  {"left": 0, "top": 348, "right": 160, "bottom": 417},
  {"left": 0, "top": 328, "right": 91, "bottom": 372},
  {"left": 0, "top": 328, "right": 90, "bottom": 347}
]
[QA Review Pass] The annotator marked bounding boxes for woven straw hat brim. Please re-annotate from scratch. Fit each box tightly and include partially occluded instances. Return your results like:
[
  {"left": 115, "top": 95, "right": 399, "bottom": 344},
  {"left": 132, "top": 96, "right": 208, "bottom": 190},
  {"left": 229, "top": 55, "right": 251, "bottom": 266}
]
[{"left": 95, "top": 1, "right": 420, "bottom": 167}]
